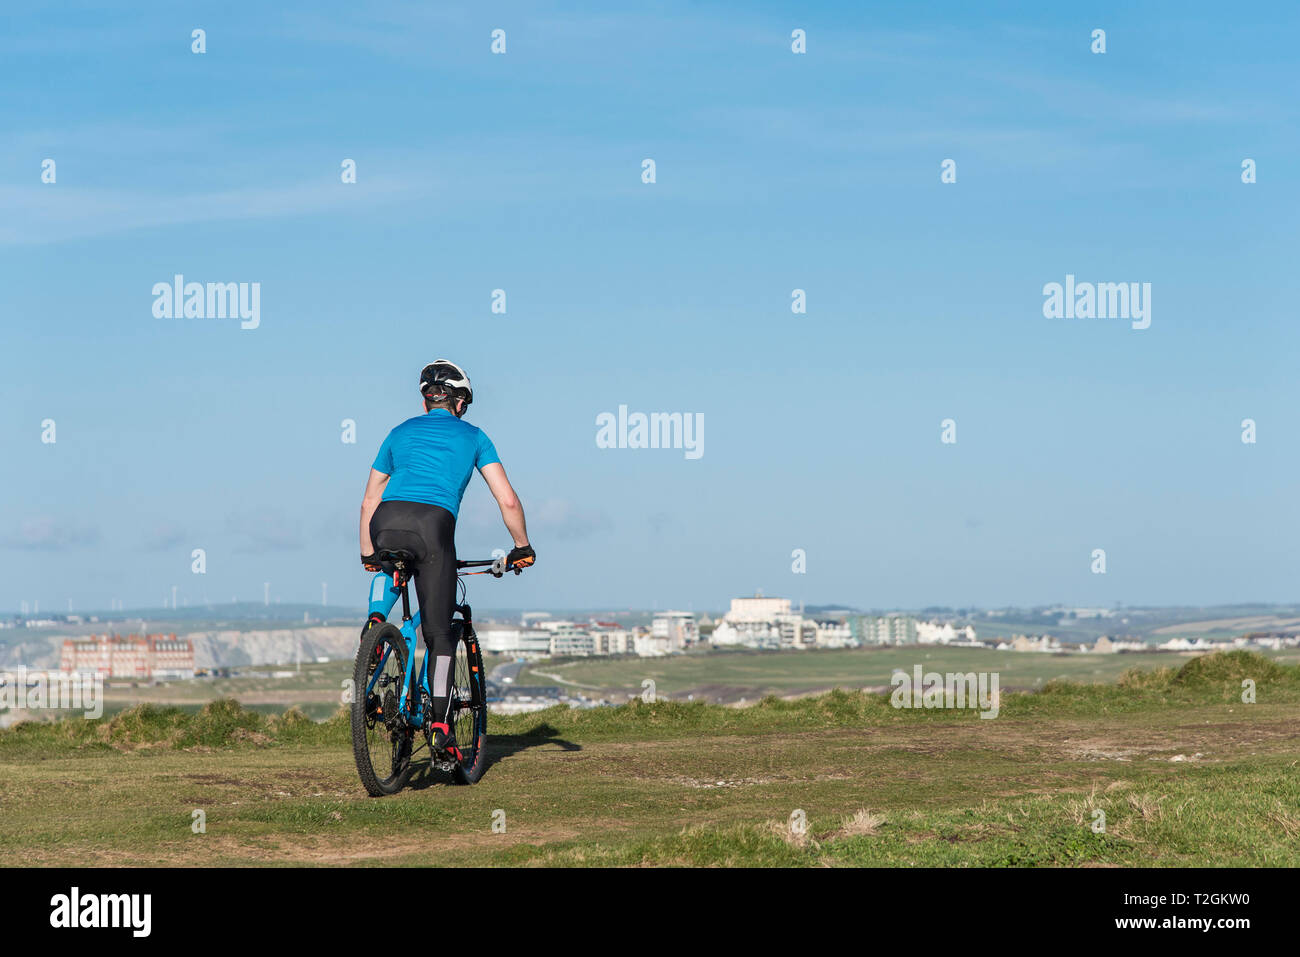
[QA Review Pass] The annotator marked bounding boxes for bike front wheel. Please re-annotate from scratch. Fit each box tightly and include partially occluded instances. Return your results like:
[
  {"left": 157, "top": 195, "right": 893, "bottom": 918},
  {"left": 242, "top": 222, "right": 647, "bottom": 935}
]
[{"left": 449, "top": 621, "right": 489, "bottom": 784}]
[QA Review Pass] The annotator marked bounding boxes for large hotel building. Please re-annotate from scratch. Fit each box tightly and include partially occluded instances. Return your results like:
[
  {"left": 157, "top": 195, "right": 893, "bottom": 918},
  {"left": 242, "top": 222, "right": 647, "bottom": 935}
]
[{"left": 59, "top": 634, "right": 196, "bottom": 681}]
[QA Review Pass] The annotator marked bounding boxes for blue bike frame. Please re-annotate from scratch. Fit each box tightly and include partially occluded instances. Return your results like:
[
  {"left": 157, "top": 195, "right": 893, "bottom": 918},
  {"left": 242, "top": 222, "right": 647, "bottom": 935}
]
[
  {"left": 365, "top": 572, "right": 430, "bottom": 723},
  {"left": 362, "top": 557, "right": 508, "bottom": 729}
]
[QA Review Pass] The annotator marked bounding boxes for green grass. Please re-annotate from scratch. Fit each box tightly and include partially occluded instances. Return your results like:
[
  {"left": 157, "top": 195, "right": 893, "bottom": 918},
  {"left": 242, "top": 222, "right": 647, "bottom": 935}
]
[
  {"left": 1, "top": 651, "right": 1296, "bottom": 867},
  {"left": 91, "top": 655, "right": 505, "bottom": 711}
]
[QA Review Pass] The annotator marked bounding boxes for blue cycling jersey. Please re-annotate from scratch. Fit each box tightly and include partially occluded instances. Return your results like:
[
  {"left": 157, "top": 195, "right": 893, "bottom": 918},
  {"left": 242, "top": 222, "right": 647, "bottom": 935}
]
[{"left": 371, "top": 409, "right": 501, "bottom": 518}]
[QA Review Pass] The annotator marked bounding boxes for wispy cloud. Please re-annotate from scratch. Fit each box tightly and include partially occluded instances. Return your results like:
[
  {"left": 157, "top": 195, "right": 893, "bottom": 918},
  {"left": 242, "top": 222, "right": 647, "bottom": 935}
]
[
  {"left": 226, "top": 509, "right": 304, "bottom": 553},
  {"left": 1, "top": 518, "right": 101, "bottom": 550},
  {"left": 138, "top": 523, "right": 187, "bottom": 552},
  {"left": 0, "top": 175, "right": 424, "bottom": 245},
  {"left": 276, "top": 4, "right": 471, "bottom": 61},
  {"left": 530, "top": 498, "right": 613, "bottom": 541},
  {"left": 457, "top": 495, "right": 612, "bottom": 543}
]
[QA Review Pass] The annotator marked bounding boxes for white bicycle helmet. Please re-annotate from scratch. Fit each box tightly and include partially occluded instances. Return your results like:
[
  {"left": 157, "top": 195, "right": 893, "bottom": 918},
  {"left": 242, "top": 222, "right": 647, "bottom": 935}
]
[{"left": 419, "top": 359, "right": 473, "bottom": 410}]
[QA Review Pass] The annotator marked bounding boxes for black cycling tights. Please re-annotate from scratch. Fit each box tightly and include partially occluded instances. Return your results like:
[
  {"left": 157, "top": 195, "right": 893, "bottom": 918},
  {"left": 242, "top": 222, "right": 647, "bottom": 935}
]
[{"left": 370, "top": 500, "right": 458, "bottom": 727}]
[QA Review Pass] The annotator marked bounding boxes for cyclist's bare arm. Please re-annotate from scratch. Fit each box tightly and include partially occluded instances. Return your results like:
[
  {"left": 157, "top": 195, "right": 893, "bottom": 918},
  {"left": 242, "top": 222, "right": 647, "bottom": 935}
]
[
  {"left": 359, "top": 468, "right": 390, "bottom": 555},
  {"left": 480, "top": 462, "right": 529, "bottom": 547}
]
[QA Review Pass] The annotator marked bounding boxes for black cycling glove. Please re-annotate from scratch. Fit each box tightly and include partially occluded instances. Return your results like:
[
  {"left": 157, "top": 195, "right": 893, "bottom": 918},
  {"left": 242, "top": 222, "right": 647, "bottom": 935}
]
[{"left": 507, "top": 544, "right": 536, "bottom": 568}]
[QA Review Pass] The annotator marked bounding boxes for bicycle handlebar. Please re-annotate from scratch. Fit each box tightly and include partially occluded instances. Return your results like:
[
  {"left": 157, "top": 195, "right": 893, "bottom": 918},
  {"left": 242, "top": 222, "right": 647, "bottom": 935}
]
[{"left": 456, "top": 557, "right": 527, "bottom": 577}]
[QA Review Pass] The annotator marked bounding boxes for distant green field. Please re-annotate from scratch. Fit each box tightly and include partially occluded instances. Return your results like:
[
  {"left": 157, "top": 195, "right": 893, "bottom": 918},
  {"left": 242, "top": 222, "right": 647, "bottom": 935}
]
[
  {"left": 520, "top": 645, "right": 1300, "bottom": 702},
  {"left": 116, "top": 660, "right": 353, "bottom": 700}
]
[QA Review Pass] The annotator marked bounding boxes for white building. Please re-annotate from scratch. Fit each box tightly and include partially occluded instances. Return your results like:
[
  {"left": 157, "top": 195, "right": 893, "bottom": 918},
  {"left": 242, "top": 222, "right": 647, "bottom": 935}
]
[
  {"left": 1234, "top": 634, "right": 1300, "bottom": 651},
  {"left": 812, "top": 620, "right": 854, "bottom": 648},
  {"left": 857, "top": 616, "right": 917, "bottom": 645},
  {"left": 589, "top": 624, "right": 632, "bottom": 655},
  {"left": 633, "top": 631, "right": 673, "bottom": 657},
  {"left": 710, "top": 619, "right": 779, "bottom": 649},
  {"left": 651, "top": 611, "right": 697, "bottom": 652},
  {"left": 915, "top": 621, "right": 978, "bottom": 645},
  {"left": 995, "top": 634, "right": 1061, "bottom": 653},
  {"left": 708, "top": 620, "right": 749, "bottom": 647},
  {"left": 550, "top": 627, "right": 596, "bottom": 657},
  {"left": 1088, "top": 635, "right": 1148, "bottom": 653},
  {"left": 779, "top": 614, "right": 815, "bottom": 649},
  {"left": 724, "top": 595, "right": 792, "bottom": 623},
  {"left": 710, "top": 595, "right": 830, "bottom": 650},
  {"left": 476, "top": 625, "right": 552, "bottom": 656},
  {"left": 1156, "top": 636, "right": 1229, "bottom": 652}
]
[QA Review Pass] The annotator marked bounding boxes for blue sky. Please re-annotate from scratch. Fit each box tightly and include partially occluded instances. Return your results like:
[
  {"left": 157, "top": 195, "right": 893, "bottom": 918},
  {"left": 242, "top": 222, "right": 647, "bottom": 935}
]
[{"left": 2, "top": 1, "right": 1297, "bottom": 614}]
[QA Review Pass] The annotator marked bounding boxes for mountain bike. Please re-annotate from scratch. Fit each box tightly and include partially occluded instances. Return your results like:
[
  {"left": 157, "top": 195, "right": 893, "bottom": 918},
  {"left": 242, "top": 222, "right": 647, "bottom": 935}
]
[{"left": 350, "top": 551, "right": 524, "bottom": 797}]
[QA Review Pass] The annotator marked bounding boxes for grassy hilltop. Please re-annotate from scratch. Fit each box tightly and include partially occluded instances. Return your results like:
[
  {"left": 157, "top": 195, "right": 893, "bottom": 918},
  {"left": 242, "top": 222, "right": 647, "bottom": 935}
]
[{"left": 1, "top": 652, "right": 1297, "bottom": 867}]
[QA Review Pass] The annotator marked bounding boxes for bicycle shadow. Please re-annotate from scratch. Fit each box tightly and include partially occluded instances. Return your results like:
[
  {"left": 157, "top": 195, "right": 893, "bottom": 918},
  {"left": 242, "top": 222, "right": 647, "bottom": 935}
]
[
  {"left": 485, "top": 722, "right": 582, "bottom": 770},
  {"left": 405, "top": 722, "right": 581, "bottom": 790}
]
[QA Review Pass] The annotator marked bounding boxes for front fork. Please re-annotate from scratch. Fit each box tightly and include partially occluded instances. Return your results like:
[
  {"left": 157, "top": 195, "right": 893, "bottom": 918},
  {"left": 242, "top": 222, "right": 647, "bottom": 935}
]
[{"left": 397, "top": 615, "right": 427, "bottom": 724}]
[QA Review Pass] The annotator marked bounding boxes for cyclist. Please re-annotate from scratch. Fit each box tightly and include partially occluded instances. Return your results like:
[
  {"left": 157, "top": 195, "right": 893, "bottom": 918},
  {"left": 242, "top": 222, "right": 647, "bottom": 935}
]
[{"left": 359, "top": 359, "right": 534, "bottom": 755}]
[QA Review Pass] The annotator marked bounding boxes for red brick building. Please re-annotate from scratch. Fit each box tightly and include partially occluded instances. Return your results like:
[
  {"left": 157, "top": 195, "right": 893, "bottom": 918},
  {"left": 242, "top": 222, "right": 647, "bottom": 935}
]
[{"left": 60, "top": 634, "right": 195, "bottom": 681}]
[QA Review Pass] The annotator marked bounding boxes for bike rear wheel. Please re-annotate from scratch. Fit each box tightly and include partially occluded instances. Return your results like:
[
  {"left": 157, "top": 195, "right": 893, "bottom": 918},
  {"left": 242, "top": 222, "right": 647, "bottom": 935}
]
[
  {"left": 351, "top": 622, "right": 416, "bottom": 796},
  {"left": 449, "top": 621, "right": 488, "bottom": 784}
]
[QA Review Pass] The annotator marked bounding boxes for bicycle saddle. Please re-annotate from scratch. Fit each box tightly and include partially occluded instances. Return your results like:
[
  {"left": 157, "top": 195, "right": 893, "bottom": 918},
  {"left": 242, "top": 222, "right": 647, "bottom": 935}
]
[{"left": 375, "top": 548, "right": 420, "bottom": 572}]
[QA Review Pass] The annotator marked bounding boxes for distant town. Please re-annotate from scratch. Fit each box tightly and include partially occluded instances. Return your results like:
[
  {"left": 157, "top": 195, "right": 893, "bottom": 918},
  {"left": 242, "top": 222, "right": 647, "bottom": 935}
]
[
  {"left": 472, "top": 593, "right": 1300, "bottom": 659},
  {"left": 6, "top": 591, "right": 1297, "bottom": 686}
]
